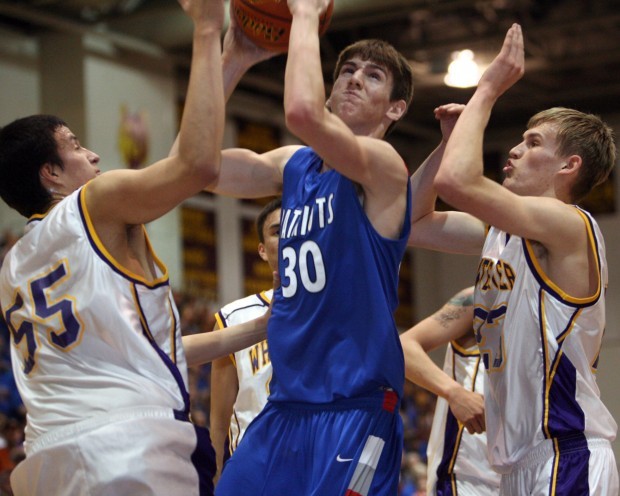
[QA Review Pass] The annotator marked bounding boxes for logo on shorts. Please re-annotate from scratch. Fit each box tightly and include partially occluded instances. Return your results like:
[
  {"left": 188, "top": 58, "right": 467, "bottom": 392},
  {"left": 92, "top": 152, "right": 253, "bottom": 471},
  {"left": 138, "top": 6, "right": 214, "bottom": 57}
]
[{"left": 336, "top": 454, "right": 354, "bottom": 462}]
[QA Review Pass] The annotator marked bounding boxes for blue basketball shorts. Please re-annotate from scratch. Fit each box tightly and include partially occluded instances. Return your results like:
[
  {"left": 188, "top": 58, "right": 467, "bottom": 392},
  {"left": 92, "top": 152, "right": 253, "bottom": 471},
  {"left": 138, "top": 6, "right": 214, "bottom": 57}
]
[{"left": 216, "top": 389, "right": 402, "bottom": 496}]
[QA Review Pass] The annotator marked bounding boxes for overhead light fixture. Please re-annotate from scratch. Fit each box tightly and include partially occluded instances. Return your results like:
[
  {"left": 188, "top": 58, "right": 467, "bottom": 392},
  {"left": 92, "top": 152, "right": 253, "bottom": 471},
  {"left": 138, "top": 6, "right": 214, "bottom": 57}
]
[{"left": 444, "top": 49, "right": 481, "bottom": 88}]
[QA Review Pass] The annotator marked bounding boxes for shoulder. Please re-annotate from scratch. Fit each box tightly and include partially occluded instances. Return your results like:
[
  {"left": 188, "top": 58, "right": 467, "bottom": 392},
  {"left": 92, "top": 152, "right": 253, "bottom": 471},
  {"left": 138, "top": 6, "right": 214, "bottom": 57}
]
[
  {"left": 448, "top": 287, "right": 475, "bottom": 307},
  {"left": 217, "top": 293, "right": 269, "bottom": 322},
  {"left": 269, "top": 145, "right": 306, "bottom": 170}
]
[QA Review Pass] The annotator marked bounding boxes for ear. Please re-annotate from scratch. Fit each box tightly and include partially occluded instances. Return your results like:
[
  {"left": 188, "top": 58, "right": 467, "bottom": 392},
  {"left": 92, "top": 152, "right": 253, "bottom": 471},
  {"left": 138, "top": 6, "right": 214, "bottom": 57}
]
[
  {"left": 325, "top": 97, "right": 332, "bottom": 112},
  {"left": 258, "top": 243, "right": 268, "bottom": 263},
  {"left": 39, "top": 162, "right": 61, "bottom": 186},
  {"left": 559, "top": 155, "right": 582, "bottom": 176},
  {"left": 386, "top": 99, "right": 407, "bottom": 122}
]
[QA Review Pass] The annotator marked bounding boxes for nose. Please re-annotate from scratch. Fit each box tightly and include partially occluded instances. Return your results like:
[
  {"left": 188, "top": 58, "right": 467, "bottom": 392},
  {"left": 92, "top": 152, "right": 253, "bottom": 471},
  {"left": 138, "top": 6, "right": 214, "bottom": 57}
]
[
  {"left": 348, "top": 69, "right": 363, "bottom": 88},
  {"left": 508, "top": 142, "right": 522, "bottom": 159},
  {"left": 88, "top": 149, "right": 100, "bottom": 164}
]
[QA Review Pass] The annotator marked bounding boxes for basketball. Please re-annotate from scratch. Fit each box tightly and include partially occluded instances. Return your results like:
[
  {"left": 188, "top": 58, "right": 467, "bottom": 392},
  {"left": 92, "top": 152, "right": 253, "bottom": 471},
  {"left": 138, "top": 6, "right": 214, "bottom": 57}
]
[{"left": 232, "top": 0, "right": 335, "bottom": 52}]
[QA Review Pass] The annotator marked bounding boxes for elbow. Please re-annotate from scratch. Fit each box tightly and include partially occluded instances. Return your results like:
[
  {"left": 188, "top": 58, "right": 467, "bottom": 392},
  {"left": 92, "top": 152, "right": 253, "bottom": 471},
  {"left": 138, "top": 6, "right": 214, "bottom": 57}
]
[
  {"left": 285, "top": 100, "right": 321, "bottom": 139},
  {"left": 434, "top": 168, "right": 466, "bottom": 208},
  {"left": 187, "top": 154, "right": 221, "bottom": 190}
]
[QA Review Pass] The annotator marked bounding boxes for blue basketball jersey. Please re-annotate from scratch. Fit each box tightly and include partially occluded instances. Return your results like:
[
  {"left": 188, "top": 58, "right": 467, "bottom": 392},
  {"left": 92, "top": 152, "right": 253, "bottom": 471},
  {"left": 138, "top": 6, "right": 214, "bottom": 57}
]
[{"left": 267, "top": 147, "right": 411, "bottom": 403}]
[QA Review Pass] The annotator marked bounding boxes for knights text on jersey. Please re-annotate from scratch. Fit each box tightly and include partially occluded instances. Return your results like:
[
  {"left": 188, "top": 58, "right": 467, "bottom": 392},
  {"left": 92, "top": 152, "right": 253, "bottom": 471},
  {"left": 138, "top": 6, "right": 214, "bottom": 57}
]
[
  {"left": 267, "top": 147, "right": 412, "bottom": 403},
  {"left": 473, "top": 207, "right": 617, "bottom": 472}
]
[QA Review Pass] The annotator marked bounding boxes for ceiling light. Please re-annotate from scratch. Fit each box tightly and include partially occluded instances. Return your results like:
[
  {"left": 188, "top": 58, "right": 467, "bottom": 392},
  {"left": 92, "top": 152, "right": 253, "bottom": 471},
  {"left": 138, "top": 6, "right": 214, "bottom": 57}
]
[{"left": 444, "top": 49, "right": 481, "bottom": 88}]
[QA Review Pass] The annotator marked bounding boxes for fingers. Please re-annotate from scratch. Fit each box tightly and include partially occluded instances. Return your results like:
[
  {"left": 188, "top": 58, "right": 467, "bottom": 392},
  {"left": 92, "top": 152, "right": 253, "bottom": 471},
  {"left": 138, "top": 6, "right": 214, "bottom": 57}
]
[
  {"left": 434, "top": 103, "right": 465, "bottom": 120},
  {"left": 464, "top": 416, "right": 485, "bottom": 435}
]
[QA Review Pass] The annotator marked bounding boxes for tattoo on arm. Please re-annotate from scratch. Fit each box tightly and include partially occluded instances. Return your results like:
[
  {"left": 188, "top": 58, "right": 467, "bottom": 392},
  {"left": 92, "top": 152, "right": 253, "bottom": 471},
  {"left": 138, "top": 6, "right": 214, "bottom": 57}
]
[{"left": 433, "top": 289, "right": 474, "bottom": 329}]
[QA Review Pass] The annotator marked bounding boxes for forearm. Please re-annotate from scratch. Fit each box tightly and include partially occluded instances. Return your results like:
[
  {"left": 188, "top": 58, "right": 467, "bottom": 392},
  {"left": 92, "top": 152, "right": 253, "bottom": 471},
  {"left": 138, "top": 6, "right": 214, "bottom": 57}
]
[
  {"left": 284, "top": 6, "right": 326, "bottom": 128},
  {"left": 209, "top": 356, "right": 237, "bottom": 481},
  {"left": 410, "top": 141, "right": 446, "bottom": 223},
  {"left": 182, "top": 319, "right": 266, "bottom": 366},
  {"left": 177, "top": 28, "right": 225, "bottom": 177},
  {"left": 222, "top": 49, "right": 255, "bottom": 102},
  {"left": 438, "top": 93, "right": 494, "bottom": 187},
  {"left": 402, "top": 339, "right": 463, "bottom": 400}
]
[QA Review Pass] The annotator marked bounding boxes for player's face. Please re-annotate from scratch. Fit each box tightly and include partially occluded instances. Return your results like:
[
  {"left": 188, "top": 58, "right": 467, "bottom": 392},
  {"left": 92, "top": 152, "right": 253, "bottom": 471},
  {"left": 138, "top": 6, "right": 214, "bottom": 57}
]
[
  {"left": 502, "top": 122, "right": 565, "bottom": 197},
  {"left": 54, "top": 126, "right": 101, "bottom": 192},
  {"left": 328, "top": 57, "right": 396, "bottom": 134},
  {"left": 258, "top": 208, "right": 281, "bottom": 274}
]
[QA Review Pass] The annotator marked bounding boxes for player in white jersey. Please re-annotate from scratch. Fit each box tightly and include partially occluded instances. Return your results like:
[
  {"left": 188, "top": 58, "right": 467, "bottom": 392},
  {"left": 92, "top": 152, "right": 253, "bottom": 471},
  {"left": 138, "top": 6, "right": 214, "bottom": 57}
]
[
  {"left": 401, "top": 287, "right": 500, "bottom": 495},
  {"left": 408, "top": 25, "right": 618, "bottom": 494},
  {"left": 0, "top": 1, "right": 272, "bottom": 494},
  {"left": 210, "top": 198, "right": 280, "bottom": 483}
]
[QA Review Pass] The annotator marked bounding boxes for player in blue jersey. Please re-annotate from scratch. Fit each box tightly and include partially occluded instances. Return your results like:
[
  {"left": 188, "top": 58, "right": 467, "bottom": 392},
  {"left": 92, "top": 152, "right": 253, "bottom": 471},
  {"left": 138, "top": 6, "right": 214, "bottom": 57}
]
[
  {"left": 209, "top": 0, "right": 414, "bottom": 493},
  {"left": 0, "top": 1, "right": 273, "bottom": 495},
  {"left": 408, "top": 25, "right": 618, "bottom": 494}
]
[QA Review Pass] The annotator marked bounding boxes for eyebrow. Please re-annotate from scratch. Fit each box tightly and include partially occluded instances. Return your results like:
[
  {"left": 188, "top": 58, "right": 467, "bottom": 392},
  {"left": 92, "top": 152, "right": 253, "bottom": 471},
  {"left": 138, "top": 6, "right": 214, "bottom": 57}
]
[
  {"left": 343, "top": 60, "right": 388, "bottom": 75},
  {"left": 523, "top": 131, "right": 543, "bottom": 140}
]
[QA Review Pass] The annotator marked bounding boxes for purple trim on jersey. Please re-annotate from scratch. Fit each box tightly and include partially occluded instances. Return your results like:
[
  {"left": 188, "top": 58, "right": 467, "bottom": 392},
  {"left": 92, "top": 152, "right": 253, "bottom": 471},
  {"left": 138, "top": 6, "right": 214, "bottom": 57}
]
[
  {"left": 547, "top": 354, "right": 586, "bottom": 437},
  {"left": 523, "top": 240, "right": 580, "bottom": 307},
  {"left": 521, "top": 208, "right": 602, "bottom": 309},
  {"left": 551, "top": 436, "right": 591, "bottom": 496},
  {"left": 256, "top": 292, "right": 271, "bottom": 306},
  {"left": 556, "top": 308, "right": 581, "bottom": 344},
  {"left": 192, "top": 424, "right": 216, "bottom": 496},
  {"left": 435, "top": 408, "right": 461, "bottom": 492},
  {"left": 577, "top": 206, "right": 602, "bottom": 280},
  {"left": 436, "top": 476, "right": 456, "bottom": 496},
  {"left": 76, "top": 190, "right": 169, "bottom": 289},
  {"left": 218, "top": 295, "right": 268, "bottom": 329},
  {"left": 133, "top": 283, "right": 191, "bottom": 416}
]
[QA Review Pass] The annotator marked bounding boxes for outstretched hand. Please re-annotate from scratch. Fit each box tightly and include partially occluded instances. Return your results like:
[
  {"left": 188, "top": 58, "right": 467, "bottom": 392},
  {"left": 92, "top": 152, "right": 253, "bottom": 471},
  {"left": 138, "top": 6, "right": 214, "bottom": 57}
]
[
  {"left": 287, "top": 0, "right": 332, "bottom": 17},
  {"left": 477, "top": 23, "right": 524, "bottom": 100},
  {"left": 434, "top": 103, "right": 466, "bottom": 144},
  {"left": 177, "top": 0, "right": 225, "bottom": 30},
  {"left": 223, "top": 1, "right": 278, "bottom": 63}
]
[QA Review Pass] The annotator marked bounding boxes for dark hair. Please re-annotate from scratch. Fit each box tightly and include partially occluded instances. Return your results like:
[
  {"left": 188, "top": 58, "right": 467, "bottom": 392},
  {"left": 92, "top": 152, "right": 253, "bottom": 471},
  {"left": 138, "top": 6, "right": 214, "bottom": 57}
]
[
  {"left": 256, "top": 197, "right": 282, "bottom": 243},
  {"left": 527, "top": 107, "right": 616, "bottom": 202},
  {"left": 0, "top": 115, "right": 67, "bottom": 217},
  {"left": 333, "top": 39, "right": 414, "bottom": 135}
]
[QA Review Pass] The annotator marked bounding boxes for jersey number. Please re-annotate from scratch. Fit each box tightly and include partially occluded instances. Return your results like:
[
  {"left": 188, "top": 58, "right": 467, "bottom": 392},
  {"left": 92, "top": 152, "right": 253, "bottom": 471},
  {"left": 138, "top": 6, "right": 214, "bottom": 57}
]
[
  {"left": 4, "top": 261, "right": 83, "bottom": 374},
  {"left": 281, "top": 241, "right": 326, "bottom": 298},
  {"left": 473, "top": 304, "right": 507, "bottom": 371}
]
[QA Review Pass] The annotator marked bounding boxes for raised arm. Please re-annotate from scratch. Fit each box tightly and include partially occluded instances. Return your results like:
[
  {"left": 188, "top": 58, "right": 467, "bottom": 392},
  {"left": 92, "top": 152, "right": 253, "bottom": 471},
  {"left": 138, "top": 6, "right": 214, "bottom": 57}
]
[
  {"left": 221, "top": 2, "right": 276, "bottom": 102},
  {"left": 283, "top": 0, "right": 408, "bottom": 238},
  {"left": 400, "top": 287, "right": 485, "bottom": 434},
  {"left": 409, "top": 104, "right": 486, "bottom": 255},
  {"left": 434, "top": 24, "right": 587, "bottom": 255},
  {"left": 85, "top": 0, "right": 225, "bottom": 226}
]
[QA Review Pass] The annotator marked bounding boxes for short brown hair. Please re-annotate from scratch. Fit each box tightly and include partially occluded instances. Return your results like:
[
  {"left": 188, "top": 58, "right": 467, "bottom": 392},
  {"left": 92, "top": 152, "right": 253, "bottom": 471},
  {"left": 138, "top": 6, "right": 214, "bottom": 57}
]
[
  {"left": 333, "top": 39, "right": 414, "bottom": 135},
  {"left": 527, "top": 107, "right": 616, "bottom": 203}
]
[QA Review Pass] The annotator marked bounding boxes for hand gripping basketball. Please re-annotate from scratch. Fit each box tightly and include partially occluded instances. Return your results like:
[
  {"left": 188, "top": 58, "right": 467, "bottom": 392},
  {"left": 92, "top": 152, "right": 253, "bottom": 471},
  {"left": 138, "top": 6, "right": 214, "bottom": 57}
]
[{"left": 232, "top": 0, "right": 334, "bottom": 52}]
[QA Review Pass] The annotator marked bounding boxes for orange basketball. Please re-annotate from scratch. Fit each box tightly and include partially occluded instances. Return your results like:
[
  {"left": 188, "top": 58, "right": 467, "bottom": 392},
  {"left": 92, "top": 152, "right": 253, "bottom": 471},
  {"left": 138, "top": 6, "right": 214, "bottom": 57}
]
[{"left": 232, "top": 0, "right": 334, "bottom": 52}]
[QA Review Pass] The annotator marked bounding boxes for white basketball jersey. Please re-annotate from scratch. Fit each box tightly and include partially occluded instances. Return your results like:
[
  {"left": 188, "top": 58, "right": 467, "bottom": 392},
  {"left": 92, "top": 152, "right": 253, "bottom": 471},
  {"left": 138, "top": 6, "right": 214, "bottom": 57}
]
[
  {"left": 474, "top": 207, "right": 617, "bottom": 473},
  {"left": 426, "top": 342, "right": 500, "bottom": 494},
  {"left": 0, "top": 185, "right": 189, "bottom": 447},
  {"left": 214, "top": 290, "right": 272, "bottom": 453}
]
